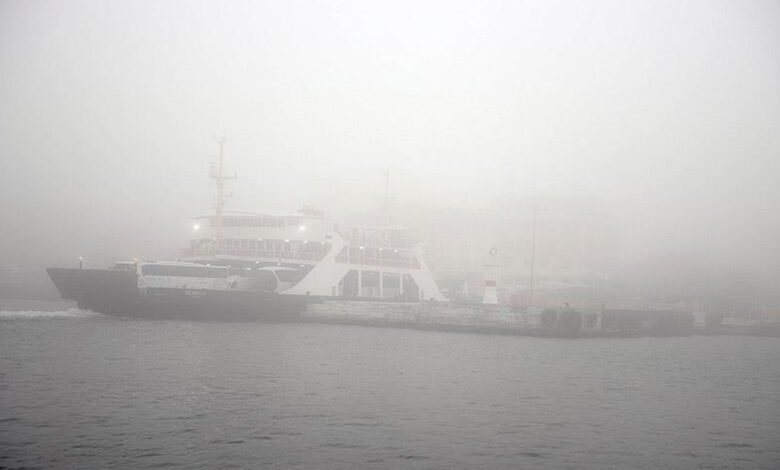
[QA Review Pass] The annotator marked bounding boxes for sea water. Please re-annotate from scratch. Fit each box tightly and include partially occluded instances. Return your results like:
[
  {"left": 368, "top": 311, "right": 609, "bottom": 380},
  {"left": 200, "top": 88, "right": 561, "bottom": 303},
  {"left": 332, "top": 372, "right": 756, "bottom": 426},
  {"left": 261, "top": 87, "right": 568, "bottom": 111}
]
[{"left": 1, "top": 307, "right": 779, "bottom": 469}]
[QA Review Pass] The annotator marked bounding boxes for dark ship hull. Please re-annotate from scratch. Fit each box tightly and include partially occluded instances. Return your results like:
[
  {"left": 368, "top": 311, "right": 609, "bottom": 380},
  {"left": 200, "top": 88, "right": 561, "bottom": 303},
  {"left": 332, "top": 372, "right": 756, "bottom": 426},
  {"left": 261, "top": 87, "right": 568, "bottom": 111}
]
[{"left": 46, "top": 268, "right": 309, "bottom": 321}]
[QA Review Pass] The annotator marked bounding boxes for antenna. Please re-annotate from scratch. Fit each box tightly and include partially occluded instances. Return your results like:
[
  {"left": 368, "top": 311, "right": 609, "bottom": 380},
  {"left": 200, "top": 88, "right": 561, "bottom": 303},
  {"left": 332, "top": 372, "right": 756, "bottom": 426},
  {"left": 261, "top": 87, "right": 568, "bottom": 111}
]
[
  {"left": 209, "top": 137, "right": 236, "bottom": 253},
  {"left": 383, "top": 169, "right": 392, "bottom": 225}
]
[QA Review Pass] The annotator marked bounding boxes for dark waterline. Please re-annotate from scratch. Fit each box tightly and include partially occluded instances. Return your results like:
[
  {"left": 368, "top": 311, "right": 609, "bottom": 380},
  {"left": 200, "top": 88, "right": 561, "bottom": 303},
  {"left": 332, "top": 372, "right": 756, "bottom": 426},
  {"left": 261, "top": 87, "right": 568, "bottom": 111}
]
[{"left": 1, "top": 310, "right": 779, "bottom": 469}]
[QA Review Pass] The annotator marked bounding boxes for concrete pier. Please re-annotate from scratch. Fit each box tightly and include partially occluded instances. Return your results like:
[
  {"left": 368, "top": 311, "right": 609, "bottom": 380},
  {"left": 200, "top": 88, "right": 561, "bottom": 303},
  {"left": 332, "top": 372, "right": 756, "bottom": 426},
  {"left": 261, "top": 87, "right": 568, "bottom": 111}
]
[{"left": 301, "top": 300, "right": 699, "bottom": 338}]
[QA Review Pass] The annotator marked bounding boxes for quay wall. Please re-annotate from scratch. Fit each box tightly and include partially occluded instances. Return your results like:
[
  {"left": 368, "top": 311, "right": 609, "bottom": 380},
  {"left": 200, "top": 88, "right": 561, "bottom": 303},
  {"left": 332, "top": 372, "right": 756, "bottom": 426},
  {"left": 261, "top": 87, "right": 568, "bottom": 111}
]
[
  {"left": 302, "top": 300, "right": 551, "bottom": 336},
  {"left": 301, "top": 300, "right": 696, "bottom": 338}
]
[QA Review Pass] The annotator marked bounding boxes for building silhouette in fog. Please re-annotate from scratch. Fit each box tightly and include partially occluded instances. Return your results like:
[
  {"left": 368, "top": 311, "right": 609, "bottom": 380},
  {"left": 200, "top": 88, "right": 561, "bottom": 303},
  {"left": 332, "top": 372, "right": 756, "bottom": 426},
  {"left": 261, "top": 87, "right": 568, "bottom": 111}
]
[{"left": 407, "top": 196, "right": 619, "bottom": 308}]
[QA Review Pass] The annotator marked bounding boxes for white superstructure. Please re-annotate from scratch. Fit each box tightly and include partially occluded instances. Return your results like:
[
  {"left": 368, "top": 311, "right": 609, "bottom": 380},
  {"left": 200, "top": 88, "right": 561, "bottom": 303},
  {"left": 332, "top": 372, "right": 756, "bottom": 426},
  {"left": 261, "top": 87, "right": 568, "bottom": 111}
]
[
  {"left": 183, "top": 209, "right": 446, "bottom": 301},
  {"left": 180, "top": 142, "right": 445, "bottom": 302}
]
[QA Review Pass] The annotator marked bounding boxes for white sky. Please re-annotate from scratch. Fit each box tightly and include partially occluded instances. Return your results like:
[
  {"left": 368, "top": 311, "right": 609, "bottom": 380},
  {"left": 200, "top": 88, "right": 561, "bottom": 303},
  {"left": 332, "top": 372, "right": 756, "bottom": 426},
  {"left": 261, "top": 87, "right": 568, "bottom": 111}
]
[{"left": 0, "top": 0, "right": 778, "bottom": 271}]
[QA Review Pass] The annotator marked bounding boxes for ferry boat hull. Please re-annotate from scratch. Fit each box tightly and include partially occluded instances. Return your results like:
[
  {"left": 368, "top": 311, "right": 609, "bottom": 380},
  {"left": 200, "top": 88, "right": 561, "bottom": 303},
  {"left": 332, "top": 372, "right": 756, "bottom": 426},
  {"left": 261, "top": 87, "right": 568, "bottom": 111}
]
[{"left": 46, "top": 268, "right": 308, "bottom": 321}]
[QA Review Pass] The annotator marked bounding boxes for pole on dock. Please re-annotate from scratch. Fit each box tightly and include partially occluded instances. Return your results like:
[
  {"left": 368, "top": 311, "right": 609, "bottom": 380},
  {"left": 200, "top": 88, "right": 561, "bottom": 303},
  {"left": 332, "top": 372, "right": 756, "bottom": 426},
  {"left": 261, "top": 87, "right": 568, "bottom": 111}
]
[{"left": 482, "top": 247, "right": 499, "bottom": 305}]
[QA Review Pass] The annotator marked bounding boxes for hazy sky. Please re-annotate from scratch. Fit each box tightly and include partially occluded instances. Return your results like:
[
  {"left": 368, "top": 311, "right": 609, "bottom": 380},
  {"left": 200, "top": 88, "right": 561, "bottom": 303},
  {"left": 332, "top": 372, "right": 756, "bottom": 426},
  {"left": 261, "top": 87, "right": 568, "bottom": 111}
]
[{"left": 1, "top": 0, "right": 778, "bottom": 270}]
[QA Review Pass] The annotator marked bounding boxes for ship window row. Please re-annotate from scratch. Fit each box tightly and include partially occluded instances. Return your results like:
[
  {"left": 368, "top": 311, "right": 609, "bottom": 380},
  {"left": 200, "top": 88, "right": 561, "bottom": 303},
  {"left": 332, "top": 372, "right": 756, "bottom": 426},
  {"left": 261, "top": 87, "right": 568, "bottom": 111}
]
[
  {"left": 190, "top": 239, "right": 330, "bottom": 251},
  {"left": 186, "top": 239, "right": 330, "bottom": 261}
]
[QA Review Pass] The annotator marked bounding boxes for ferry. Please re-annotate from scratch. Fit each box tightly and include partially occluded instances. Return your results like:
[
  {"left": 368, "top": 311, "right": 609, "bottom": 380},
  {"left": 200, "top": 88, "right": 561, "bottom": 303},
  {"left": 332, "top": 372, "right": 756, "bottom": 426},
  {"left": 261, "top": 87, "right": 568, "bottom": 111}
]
[
  {"left": 46, "top": 140, "right": 446, "bottom": 321},
  {"left": 46, "top": 208, "right": 446, "bottom": 320}
]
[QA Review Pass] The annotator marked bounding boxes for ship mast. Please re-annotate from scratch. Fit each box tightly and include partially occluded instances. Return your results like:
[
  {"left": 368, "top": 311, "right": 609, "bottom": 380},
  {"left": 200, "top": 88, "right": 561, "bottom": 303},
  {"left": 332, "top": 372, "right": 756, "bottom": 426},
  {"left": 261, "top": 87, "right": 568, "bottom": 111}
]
[
  {"left": 383, "top": 168, "right": 392, "bottom": 225},
  {"left": 210, "top": 137, "right": 235, "bottom": 254}
]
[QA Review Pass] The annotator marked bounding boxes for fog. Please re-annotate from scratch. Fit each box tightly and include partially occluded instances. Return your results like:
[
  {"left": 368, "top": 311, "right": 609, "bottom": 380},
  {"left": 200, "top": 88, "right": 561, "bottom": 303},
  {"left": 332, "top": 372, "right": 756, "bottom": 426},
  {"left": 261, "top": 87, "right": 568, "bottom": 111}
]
[
  {"left": 3, "top": 4, "right": 780, "bottom": 468},
  {"left": 1, "top": 0, "right": 778, "bottom": 298}
]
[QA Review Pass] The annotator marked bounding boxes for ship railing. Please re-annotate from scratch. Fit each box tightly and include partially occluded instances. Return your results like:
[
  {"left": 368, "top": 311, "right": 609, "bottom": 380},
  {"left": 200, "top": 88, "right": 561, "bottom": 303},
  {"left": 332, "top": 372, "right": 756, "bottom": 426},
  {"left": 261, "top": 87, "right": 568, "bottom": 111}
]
[
  {"left": 183, "top": 248, "right": 327, "bottom": 262},
  {"left": 334, "top": 235, "right": 419, "bottom": 250},
  {"left": 333, "top": 254, "right": 421, "bottom": 269}
]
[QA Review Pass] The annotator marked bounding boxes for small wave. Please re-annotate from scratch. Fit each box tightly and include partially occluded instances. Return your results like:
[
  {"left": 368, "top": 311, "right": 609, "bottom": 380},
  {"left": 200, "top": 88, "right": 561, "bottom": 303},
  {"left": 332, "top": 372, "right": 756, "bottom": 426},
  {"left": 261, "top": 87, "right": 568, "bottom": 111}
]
[{"left": 0, "top": 308, "right": 99, "bottom": 319}]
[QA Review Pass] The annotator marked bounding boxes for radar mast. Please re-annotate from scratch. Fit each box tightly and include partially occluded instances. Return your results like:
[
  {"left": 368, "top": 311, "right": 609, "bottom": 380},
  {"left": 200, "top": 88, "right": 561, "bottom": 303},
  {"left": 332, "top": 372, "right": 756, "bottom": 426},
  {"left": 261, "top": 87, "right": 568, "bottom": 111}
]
[{"left": 209, "top": 137, "right": 235, "bottom": 253}]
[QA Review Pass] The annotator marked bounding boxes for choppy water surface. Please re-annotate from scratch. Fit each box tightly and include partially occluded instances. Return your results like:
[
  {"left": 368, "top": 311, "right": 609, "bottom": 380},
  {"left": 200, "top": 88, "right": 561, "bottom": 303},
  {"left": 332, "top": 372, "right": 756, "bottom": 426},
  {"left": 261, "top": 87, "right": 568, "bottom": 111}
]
[{"left": 1, "top": 309, "right": 779, "bottom": 469}]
